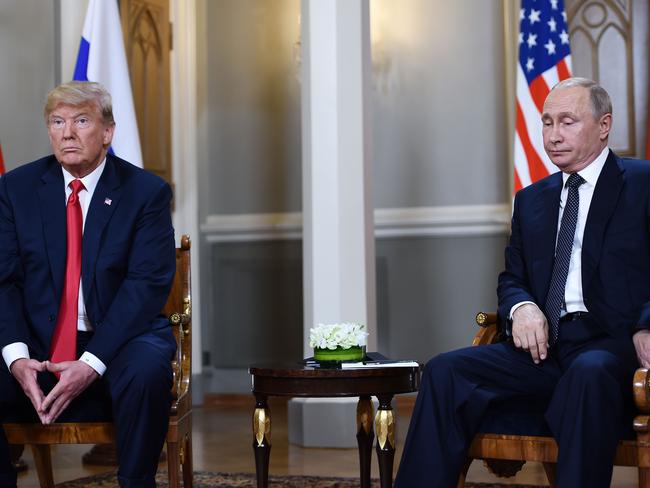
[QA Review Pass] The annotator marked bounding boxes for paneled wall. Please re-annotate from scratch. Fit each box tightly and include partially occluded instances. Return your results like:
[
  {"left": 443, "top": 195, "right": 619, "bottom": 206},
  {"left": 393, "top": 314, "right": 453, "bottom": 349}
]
[
  {"left": 197, "top": 0, "right": 511, "bottom": 392},
  {"left": 197, "top": 0, "right": 302, "bottom": 219},
  {"left": 0, "top": 1, "right": 57, "bottom": 170},
  {"left": 206, "top": 241, "right": 303, "bottom": 368},
  {"left": 371, "top": 0, "right": 509, "bottom": 208},
  {"left": 369, "top": 0, "right": 510, "bottom": 360},
  {"left": 196, "top": 0, "right": 303, "bottom": 384},
  {"left": 375, "top": 235, "right": 507, "bottom": 361},
  {"left": 121, "top": 0, "right": 173, "bottom": 182}
]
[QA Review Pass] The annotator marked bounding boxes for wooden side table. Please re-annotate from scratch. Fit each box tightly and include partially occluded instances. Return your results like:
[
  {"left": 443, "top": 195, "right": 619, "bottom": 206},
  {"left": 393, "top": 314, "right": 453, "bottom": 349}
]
[{"left": 249, "top": 362, "right": 420, "bottom": 488}]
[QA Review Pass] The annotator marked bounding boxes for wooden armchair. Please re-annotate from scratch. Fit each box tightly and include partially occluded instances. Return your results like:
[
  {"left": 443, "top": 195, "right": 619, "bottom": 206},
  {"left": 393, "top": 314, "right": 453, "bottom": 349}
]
[
  {"left": 457, "top": 311, "right": 650, "bottom": 488},
  {"left": 2, "top": 235, "right": 193, "bottom": 488}
]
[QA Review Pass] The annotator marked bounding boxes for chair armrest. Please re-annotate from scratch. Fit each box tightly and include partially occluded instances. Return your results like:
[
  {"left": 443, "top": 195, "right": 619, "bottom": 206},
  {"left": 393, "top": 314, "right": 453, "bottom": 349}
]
[
  {"left": 634, "top": 368, "right": 650, "bottom": 413},
  {"left": 167, "top": 235, "right": 192, "bottom": 416},
  {"left": 476, "top": 312, "right": 498, "bottom": 327},
  {"left": 472, "top": 312, "right": 500, "bottom": 346},
  {"left": 170, "top": 297, "right": 191, "bottom": 414},
  {"left": 631, "top": 369, "right": 650, "bottom": 435}
]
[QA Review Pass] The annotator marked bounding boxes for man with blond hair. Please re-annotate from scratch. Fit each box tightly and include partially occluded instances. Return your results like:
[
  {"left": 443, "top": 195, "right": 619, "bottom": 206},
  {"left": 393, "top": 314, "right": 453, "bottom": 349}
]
[{"left": 0, "top": 81, "right": 175, "bottom": 488}]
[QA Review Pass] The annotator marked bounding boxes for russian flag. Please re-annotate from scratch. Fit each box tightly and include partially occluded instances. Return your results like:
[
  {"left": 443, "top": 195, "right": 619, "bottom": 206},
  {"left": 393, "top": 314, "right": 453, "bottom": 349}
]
[{"left": 73, "top": 0, "right": 143, "bottom": 167}]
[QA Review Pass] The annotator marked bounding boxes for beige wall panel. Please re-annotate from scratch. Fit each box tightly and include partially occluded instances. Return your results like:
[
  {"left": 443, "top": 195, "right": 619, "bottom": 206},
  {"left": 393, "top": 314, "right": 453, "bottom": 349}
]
[
  {"left": 566, "top": 0, "right": 637, "bottom": 155},
  {"left": 598, "top": 26, "right": 629, "bottom": 150}
]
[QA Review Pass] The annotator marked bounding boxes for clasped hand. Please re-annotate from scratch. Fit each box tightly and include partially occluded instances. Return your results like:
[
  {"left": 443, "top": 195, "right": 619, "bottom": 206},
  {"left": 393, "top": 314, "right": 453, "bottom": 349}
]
[
  {"left": 10, "top": 358, "right": 98, "bottom": 424},
  {"left": 512, "top": 303, "right": 549, "bottom": 364}
]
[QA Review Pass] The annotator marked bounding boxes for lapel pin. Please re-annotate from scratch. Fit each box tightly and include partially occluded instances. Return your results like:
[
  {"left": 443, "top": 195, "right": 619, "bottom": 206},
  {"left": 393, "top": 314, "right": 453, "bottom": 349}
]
[{"left": 104, "top": 198, "right": 112, "bottom": 206}]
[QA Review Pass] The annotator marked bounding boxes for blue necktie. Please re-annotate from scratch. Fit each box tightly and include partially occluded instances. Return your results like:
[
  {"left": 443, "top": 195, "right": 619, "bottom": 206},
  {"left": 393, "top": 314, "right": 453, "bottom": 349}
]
[{"left": 544, "top": 173, "right": 585, "bottom": 345}]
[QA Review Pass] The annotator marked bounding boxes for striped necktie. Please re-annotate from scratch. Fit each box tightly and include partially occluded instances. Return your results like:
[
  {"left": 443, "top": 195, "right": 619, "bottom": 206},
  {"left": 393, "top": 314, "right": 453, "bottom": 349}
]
[{"left": 544, "top": 173, "right": 585, "bottom": 345}]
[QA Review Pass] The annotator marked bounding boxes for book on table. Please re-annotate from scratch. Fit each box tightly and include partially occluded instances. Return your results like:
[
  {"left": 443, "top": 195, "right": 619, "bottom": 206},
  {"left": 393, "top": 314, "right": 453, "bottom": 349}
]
[{"left": 303, "top": 352, "right": 419, "bottom": 369}]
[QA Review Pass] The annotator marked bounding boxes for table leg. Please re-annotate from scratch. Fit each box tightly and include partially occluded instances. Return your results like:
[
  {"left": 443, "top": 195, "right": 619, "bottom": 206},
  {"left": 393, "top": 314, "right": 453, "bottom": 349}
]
[
  {"left": 252, "top": 395, "right": 271, "bottom": 488},
  {"left": 375, "top": 394, "right": 395, "bottom": 488},
  {"left": 356, "top": 395, "right": 375, "bottom": 488}
]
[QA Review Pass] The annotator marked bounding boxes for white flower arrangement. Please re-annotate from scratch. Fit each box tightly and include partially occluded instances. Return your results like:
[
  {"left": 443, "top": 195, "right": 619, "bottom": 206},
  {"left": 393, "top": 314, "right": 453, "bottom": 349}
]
[{"left": 309, "top": 322, "right": 368, "bottom": 350}]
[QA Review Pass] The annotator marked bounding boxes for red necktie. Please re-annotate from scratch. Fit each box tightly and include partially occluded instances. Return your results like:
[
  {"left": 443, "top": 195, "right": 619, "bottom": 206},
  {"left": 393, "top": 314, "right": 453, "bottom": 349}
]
[{"left": 50, "top": 179, "right": 85, "bottom": 364}]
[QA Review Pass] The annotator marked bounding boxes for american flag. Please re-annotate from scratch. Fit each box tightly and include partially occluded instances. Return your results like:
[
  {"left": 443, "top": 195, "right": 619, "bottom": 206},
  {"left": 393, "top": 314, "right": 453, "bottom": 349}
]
[{"left": 514, "top": 0, "right": 572, "bottom": 192}]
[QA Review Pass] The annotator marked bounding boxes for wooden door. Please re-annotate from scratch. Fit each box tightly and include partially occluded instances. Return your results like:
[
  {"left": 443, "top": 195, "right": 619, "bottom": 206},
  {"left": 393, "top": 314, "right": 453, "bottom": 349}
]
[
  {"left": 119, "top": 0, "right": 172, "bottom": 184},
  {"left": 565, "top": 0, "right": 649, "bottom": 157}
]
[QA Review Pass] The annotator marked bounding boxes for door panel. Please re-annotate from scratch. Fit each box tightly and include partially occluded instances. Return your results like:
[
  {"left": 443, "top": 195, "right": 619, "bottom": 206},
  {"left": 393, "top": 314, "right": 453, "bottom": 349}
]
[{"left": 120, "top": 0, "right": 172, "bottom": 183}]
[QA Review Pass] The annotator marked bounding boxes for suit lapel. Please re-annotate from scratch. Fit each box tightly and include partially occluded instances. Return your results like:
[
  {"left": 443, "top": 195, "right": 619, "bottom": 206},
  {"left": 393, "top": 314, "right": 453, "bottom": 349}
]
[
  {"left": 82, "top": 156, "right": 123, "bottom": 299},
  {"left": 582, "top": 151, "right": 625, "bottom": 290},
  {"left": 530, "top": 173, "right": 563, "bottom": 300},
  {"left": 36, "top": 158, "right": 67, "bottom": 301}
]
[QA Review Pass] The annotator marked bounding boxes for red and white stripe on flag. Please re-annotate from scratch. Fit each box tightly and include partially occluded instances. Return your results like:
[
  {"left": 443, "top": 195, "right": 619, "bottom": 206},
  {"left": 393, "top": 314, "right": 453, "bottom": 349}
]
[
  {"left": 0, "top": 141, "right": 5, "bottom": 175},
  {"left": 514, "top": 0, "right": 572, "bottom": 193}
]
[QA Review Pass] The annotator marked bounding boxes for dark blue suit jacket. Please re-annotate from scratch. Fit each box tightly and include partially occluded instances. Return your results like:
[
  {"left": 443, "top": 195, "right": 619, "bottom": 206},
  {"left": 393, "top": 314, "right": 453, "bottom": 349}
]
[
  {"left": 498, "top": 150, "right": 650, "bottom": 338},
  {"left": 0, "top": 153, "right": 176, "bottom": 368}
]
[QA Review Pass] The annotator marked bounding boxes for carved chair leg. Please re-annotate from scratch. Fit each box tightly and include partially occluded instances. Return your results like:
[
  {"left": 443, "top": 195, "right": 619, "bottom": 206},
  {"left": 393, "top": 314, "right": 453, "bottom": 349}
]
[
  {"left": 9, "top": 444, "right": 27, "bottom": 473},
  {"left": 182, "top": 432, "right": 193, "bottom": 488},
  {"left": 456, "top": 458, "right": 472, "bottom": 488},
  {"left": 30, "top": 445, "right": 55, "bottom": 488},
  {"left": 639, "top": 467, "right": 650, "bottom": 488},
  {"left": 542, "top": 462, "right": 557, "bottom": 487},
  {"left": 166, "top": 441, "right": 181, "bottom": 488}
]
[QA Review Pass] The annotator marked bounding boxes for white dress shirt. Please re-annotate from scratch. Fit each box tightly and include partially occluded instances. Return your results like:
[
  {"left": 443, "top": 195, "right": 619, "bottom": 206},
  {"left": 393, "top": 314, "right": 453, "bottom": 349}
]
[
  {"left": 2, "top": 160, "right": 108, "bottom": 376},
  {"left": 510, "top": 146, "right": 610, "bottom": 319}
]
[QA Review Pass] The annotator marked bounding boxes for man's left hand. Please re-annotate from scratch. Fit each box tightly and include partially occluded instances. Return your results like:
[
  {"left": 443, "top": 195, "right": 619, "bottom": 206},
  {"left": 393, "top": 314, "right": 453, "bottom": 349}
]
[
  {"left": 633, "top": 329, "right": 650, "bottom": 368},
  {"left": 40, "top": 360, "right": 99, "bottom": 424}
]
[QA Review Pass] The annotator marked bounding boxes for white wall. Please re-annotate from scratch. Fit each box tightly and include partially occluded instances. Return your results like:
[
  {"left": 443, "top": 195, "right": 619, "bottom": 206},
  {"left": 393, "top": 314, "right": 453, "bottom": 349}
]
[{"left": 0, "top": 1, "right": 57, "bottom": 169}]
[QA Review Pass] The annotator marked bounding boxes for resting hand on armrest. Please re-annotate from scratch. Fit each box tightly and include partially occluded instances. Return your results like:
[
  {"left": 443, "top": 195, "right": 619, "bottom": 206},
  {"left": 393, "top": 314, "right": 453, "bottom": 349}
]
[{"left": 512, "top": 303, "right": 549, "bottom": 364}]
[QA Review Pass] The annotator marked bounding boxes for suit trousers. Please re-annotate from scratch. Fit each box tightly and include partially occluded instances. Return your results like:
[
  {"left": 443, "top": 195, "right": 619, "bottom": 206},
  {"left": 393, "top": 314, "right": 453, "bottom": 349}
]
[
  {"left": 0, "top": 329, "right": 175, "bottom": 488},
  {"left": 394, "top": 317, "right": 638, "bottom": 488}
]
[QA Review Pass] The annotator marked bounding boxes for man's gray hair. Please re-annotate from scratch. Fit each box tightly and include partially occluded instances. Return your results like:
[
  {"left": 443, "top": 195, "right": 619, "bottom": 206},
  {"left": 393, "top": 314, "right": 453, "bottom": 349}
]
[
  {"left": 551, "top": 77, "right": 612, "bottom": 119},
  {"left": 44, "top": 81, "right": 114, "bottom": 124}
]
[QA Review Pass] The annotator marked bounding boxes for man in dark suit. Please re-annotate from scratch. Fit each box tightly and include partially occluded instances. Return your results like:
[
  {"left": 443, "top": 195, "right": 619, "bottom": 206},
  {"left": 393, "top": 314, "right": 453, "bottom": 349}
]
[
  {"left": 0, "top": 81, "right": 176, "bottom": 488},
  {"left": 395, "top": 78, "right": 650, "bottom": 487}
]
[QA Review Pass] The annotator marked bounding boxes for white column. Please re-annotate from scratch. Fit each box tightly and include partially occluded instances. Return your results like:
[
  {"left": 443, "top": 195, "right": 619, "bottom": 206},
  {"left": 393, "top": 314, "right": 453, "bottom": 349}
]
[
  {"left": 301, "top": 0, "right": 376, "bottom": 355},
  {"left": 170, "top": 0, "right": 201, "bottom": 379},
  {"left": 292, "top": 0, "right": 376, "bottom": 449}
]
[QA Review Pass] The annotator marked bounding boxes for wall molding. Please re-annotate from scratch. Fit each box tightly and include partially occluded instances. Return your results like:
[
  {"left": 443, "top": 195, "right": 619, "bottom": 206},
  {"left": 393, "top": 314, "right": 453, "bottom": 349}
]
[{"left": 201, "top": 204, "right": 512, "bottom": 242}]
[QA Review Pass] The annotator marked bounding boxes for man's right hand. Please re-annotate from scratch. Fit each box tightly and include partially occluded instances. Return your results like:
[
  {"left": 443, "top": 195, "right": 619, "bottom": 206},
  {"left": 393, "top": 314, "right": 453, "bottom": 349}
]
[
  {"left": 10, "top": 358, "right": 47, "bottom": 421},
  {"left": 512, "top": 303, "right": 549, "bottom": 364}
]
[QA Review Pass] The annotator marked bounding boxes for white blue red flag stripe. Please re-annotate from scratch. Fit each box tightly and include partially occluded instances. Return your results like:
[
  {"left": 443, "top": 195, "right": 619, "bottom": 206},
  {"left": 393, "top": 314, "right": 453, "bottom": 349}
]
[
  {"left": 73, "top": 0, "right": 143, "bottom": 167},
  {"left": 514, "top": 0, "right": 572, "bottom": 192}
]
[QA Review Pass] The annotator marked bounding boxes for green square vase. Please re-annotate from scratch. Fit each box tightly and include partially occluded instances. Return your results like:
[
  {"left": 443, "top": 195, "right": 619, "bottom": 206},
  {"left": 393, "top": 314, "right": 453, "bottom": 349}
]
[{"left": 314, "top": 345, "right": 365, "bottom": 362}]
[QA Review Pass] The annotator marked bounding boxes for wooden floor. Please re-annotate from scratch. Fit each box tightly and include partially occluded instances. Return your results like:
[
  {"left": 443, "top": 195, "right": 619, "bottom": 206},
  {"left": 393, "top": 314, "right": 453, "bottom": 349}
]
[{"left": 13, "top": 397, "right": 639, "bottom": 487}]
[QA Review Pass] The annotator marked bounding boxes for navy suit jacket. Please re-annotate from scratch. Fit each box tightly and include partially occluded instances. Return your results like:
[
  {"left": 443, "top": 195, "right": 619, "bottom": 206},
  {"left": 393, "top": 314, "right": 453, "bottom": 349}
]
[
  {"left": 498, "top": 150, "right": 650, "bottom": 339},
  {"left": 0, "top": 153, "right": 176, "bottom": 368}
]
